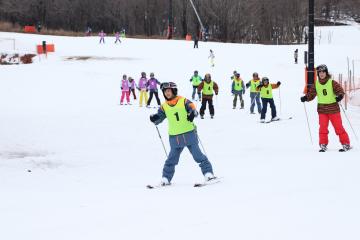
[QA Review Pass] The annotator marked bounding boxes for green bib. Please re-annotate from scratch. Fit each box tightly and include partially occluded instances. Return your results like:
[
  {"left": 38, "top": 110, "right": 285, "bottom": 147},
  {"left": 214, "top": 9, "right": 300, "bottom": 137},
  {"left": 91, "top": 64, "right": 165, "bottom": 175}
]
[
  {"left": 162, "top": 97, "right": 195, "bottom": 136},
  {"left": 260, "top": 84, "right": 273, "bottom": 99},
  {"left": 250, "top": 79, "right": 260, "bottom": 93},
  {"left": 202, "top": 81, "right": 214, "bottom": 95},
  {"left": 315, "top": 79, "right": 336, "bottom": 104},
  {"left": 191, "top": 76, "right": 202, "bottom": 86},
  {"left": 233, "top": 78, "right": 243, "bottom": 91}
]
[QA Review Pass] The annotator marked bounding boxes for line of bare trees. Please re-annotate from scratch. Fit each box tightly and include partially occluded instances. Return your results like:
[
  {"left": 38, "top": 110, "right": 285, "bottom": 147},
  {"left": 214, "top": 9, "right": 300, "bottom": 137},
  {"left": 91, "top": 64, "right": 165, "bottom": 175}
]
[{"left": 0, "top": 0, "right": 359, "bottom": 44}]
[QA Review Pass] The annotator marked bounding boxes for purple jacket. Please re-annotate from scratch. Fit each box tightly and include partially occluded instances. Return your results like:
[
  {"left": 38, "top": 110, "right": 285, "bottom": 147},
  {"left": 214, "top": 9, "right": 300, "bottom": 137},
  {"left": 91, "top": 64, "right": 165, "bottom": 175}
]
[
  {"left": 129, "top": 80, "right": 136, "bottom": 89},
  {"left": 121, "top": 79, "right": 130, "bottom": 91},
  {"left": 148, "top": 78, "right": 161, "bottom": 91},
  {"left": 138, "top": 77, "right": 148, "bottom": 90}
]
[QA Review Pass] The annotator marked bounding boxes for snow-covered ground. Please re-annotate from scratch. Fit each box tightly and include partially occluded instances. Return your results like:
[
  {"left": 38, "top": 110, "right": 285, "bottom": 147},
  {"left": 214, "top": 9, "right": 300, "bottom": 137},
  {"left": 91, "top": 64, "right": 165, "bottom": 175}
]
[{"left": 1, "top": 25, "right": 360, "bottom": 240}]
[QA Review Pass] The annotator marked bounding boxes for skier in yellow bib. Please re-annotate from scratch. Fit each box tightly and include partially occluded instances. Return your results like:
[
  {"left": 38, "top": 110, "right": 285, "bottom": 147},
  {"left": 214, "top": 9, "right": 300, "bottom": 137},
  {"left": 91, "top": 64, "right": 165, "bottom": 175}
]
[
  {"left": 149, "top": 82, "right": 216, "bottom": 186},
  {"left": 256, "top": 77, "right": 281, "bottom": 123}
]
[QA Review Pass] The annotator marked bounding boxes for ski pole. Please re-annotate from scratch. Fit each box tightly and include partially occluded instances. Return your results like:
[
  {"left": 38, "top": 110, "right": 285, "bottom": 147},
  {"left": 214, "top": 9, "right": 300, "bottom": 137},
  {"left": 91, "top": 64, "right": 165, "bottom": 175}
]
[
  {"left": 194, "top": 125, "right": 208, "bottom": 157},
  {"left": 155, "top": 125, "right": 168, "bottom": 158},
  {"left": 303, "top": 103, "right": 313, "bottom": 144},
  {"left": 339, "top": 103, "right": 359, "bottom": 141}
]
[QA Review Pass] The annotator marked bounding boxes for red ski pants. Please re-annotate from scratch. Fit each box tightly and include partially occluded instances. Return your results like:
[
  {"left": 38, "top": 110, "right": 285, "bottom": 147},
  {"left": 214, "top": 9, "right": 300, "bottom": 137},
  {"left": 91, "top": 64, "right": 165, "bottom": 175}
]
[{"left": 318, "top": 112, "right": 350, "bottom": 145}]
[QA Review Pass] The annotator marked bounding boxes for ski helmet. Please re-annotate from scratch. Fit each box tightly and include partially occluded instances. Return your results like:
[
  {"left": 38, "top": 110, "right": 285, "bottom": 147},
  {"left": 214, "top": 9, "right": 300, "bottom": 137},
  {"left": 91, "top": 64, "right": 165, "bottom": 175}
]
[
  {"left": 150, "top": 72, "right": 155, "bottom": 77},
  {"left": 316, "top": 64, "right": 328, "bottom": 74},
  {"left": 141, "top": 72, "right": 146, "bottom": 77},
  {"left": 262, "top": 77, "right": 269, "bottom": 84},
  {"left": 253, "top": 72, "right": 259, "bottom": 77},
  {"left": 204, "top": 73, "right": 211, "bottom": 82},
  {"left": 161, "top": 82, "right": 178, "bottom": 100}
]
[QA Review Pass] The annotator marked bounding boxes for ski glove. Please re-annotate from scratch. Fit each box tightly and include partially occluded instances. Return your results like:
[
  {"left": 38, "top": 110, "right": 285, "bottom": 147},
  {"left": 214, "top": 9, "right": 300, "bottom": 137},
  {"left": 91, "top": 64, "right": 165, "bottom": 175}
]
[
  {"left": 245, "top": 83, "right": 250, "bottom": 88},
  {"left": 300, "top": 96, "right": 307, "bottom": 102},
  {"left": 336, "top": 95, "right": 343, "bottom": 102},
  {"left": 121, "top": 87, "right": 123, "bottom": 90},
  {"left": 150, "top": 114, "right": 160, "bottom": 123},
  {"left": 187, "top": 111, "right": 195, "bottom": 122},
  {"left": 277, "top": 81, "right": 281, "bottom": 86}
]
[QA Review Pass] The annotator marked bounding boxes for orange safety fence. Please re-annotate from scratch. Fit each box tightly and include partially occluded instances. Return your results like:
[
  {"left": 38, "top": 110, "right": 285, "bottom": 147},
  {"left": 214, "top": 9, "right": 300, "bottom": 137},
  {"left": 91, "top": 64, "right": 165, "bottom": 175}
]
[
  {"left": 36, "top": 44, "right": 55, "bottom": 54},
  {"left": 303, "top": 67, "right": 317, "bottom": 93},
  {"left": 24, "top": 26, "right": 36, "bottom": 33}
]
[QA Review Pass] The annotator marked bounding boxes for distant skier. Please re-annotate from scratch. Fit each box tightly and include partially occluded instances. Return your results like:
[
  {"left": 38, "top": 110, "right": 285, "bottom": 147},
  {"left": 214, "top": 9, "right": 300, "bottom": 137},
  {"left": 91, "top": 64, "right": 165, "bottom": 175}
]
[
  {"left": 231, "top": 73, "right": 245, "bottom": 109},
  {"left": 120, "top": 74, "right": 130, "bottom": 105},
  {"left": 99, "top": 30, "right": 106, "bottom": 44},
  {"left": 246, "top": 72, "right": 262, "bottom": 114},
  {"left": 193, "top": 35, "right": 199, "bottom": 48},
  {"left": 256, "top": 77, "right": 281, "bottom": 123},
  {"left": 128, "top": 77, "right": 137, "bottom": 100},
  {"left": 189, "top": 70, "right": 202, "bottom": 101},
  {"left": 114, "top": 31, "right": 121, "bottom": 44},
  {"left": 149, "top": 82, "right": 216, "bottom": 186},
  {"left": 138, "top": 72, "right": 148, "bottom": 107},
  {"left": 146, "top": 72, "right": 161, "bottom": 107},
  {"left": 294, "top": 49, "right": 298, "bottom": 64},
  {"left": 300, "top": 64, "right": 351, "bottom": 152},
  {"left": 197, "top": 73, "right": 219, "bottom": 119},
  {"left": 208, "top": 49, "right": 215, "bottom": 67}
]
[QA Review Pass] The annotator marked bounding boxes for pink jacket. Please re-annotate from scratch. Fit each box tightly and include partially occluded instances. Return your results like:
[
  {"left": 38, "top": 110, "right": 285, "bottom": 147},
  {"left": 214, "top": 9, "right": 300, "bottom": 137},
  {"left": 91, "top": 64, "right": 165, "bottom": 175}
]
[{"left": 121, "top": 79, "right": 130, "bottom": 91}]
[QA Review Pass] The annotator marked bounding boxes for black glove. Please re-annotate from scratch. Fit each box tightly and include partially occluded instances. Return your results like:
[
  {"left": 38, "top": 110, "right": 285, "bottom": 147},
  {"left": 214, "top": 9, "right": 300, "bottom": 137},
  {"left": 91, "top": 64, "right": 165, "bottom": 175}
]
[
  {"left": 121, "top": 87, "right": 123, "bottom": 90},
  {"left": 187, "top": 111, "right": 195, "bottom": 122},
  {"left": 277, "top": 81, "right": 281, "bottom": 86},
  {"left": 336, "top": 95, "right": 343, "bottom": 102},
  {"left": 258, "top": 83, "right": 263, "bottom": 88},
  {"left": 300, "top": 96, "right": 307, "bottom": 102},
  {"left": 245, "top": 83, "right": 250, "bottom": 88},
  {"left": 215, "top": 92, "right": 218, "bottom": 95},
  {"left": 150, "top": 114, "right": 160, "bottom": 123}
]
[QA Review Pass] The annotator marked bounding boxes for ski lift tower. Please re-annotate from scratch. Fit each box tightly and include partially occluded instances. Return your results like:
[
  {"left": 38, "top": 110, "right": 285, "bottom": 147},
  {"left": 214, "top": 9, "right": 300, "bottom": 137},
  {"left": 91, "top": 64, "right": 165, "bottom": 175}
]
[
  {"left": 307, "top": 0, "right": 315, "bottom": 89},
  {"left": 189, "top": 0, "right": 205, "bottom": 39}
]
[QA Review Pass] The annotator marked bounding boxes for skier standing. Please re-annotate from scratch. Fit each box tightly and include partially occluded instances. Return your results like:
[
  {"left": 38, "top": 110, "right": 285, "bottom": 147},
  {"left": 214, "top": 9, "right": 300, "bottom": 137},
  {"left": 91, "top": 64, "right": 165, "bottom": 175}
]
[
  {"left": 208, "top": 49, "right": 215, "bottom": 67},
  {"left": 197, "top": 73, "right": 219, "bottom": 119},
  {"left": 193, "top": 35, "right": 199, "bottom": 48},
  {"left": 294, "top": 49, "right": 298, "bottom": 64},
  {"left": 149, "top": 82, "right": 216, "bottom": 186},
  {"left": 114, "top": 31, "right": 121, "bottom": 44},
  {"left": 300, "top": 64, "right": 351, "bottom": 152},
  {"left": 257, "top": 77, "right": 281, "bottom": 123},
  {"left": 189, "top": 70, "right": 202, "bottom": 101},
  {"left": 128, "top": 77, "right": 137, "bottom": 100},
  {"left": 120, "top": 74, "right": 130, "bottom": 105},
  {"left": 146, "top": 73, "right": 162, "bottom": 107},
  {"left": 138, "top": 72, "right": 148, "bottom": 107},
  {"left": 99, "top": 30, "right": 106, "bottom": 44},
  {"left": 231, "top": 73, "right": 245, "bottom": 109},
  {"left": 246, "top": 72, "right": 262, "bottom": 114}
]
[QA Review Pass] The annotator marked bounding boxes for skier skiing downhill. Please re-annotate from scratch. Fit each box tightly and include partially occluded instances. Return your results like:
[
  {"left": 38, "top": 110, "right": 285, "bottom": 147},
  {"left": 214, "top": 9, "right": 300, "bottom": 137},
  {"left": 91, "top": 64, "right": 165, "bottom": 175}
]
[
  {"left": 99, "top": 30, "right": 106, "bottom": 44},
  {"left": 208, "top": 49, "right": 215, "bottom": 67},
  {"left": 197, "top": 73, "right": 219, "bottom": 119},
  {"left": 149, "top": 82, "right": 216, "bottom": 186},
  {"left": 146, "top": 73, "right": 162, "bottom": 107},
  {"left": 300, "top": 64, "right": 351, "bottom": 152},
  {"left": 120, "top": 74, "right": 130, "bottom": 105},
  {"left": 138, "top": 72, "right": 148, "bottom": 107},
  {"left": 189, "top": 70, "right": 202, "bottom": 101},
  {"left": 231, "top": 73, "right": 245, "bottom": 109},
  {"left": 246, "top": 72, "right": 262, "bottom": 114},
  {"left": 256, "top": 77, "right": 281, "bottom": 123}
]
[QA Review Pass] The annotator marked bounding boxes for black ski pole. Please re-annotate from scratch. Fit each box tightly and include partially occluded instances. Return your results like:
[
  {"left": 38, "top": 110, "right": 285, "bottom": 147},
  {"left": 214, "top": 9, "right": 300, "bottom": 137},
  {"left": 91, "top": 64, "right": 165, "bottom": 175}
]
[{"left": 155, "top": 125, "right": 168, "bottom": 157}]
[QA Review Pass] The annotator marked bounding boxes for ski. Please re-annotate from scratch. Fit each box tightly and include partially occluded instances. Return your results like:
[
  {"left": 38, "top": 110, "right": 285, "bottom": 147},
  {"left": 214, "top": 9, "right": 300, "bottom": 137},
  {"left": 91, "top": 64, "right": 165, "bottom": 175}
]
[
  {"left": 146, "top": 183, "right": 171, "bottom": 189},
  {"left": 265, "top": 117, "right": 292, "bottom": 123},
  {"left": 194, "top": 177, "right": 221, "bottom": 188}
]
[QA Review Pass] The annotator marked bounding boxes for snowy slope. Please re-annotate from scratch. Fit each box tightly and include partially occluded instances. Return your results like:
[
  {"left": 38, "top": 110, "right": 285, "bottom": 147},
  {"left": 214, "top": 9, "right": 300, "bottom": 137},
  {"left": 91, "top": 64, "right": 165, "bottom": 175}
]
[{"left": 0, "top": 25, "right": 360, "bottom": 240}]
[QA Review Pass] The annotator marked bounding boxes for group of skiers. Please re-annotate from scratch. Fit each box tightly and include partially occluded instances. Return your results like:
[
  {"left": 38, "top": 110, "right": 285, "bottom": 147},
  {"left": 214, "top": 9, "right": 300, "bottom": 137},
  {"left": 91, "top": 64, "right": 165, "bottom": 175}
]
[
  {"left": 146, "top": 64, "right": 352, "bottom": 187},
  {"left": 98, "top": 30, "right": 125, "bottom": 44},
  {"left": 120, "top": 72, "right": 161, "bottom": 107}
]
